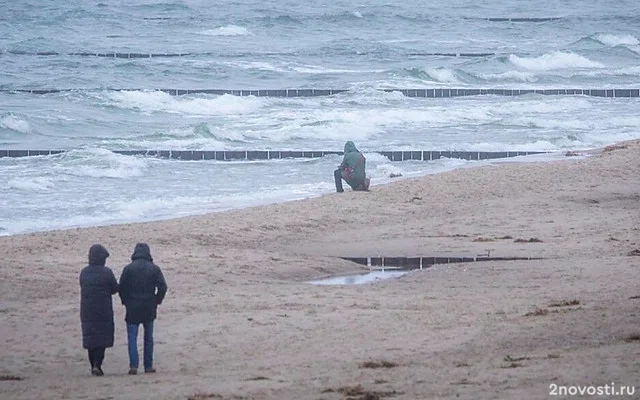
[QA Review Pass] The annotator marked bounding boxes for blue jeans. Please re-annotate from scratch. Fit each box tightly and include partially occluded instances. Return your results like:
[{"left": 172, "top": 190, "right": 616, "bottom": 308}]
[{"left": 127, "top": 321, "right": 154, "bottom": 370}]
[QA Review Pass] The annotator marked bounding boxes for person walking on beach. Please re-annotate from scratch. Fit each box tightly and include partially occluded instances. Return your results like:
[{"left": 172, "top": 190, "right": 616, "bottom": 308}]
[
  {"left": 334, "top": 141, "right": 370, "bottom": 192},
  {"left": 79, "top": 244, "right": 118, "bottom": 376},
  {"left": 118, "top": 243, "right": 168, "bottom": 375}
]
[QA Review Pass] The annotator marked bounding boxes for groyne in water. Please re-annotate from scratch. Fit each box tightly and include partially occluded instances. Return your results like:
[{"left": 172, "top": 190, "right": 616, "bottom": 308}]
[
  {"left": 0, "top": 149, "right": 548, "bottom": 161},
  {"left": 2, "top": 88, "right": 639, "bottom": 97}
]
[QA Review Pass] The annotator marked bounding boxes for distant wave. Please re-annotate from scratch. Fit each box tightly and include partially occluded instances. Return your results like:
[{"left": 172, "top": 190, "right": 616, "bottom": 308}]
[
  {"left": 255, "top": 11, "right": 366, "bottom": 25},
  {"left": 593, "top": 33, "right": 639, "bottom": 47},
  {"left": 199, "top": 25, "right": 252, "bottom": 36},
  {"left": 0, "top": 114, "right": 32, "bottom": 134},
  {"left": 55, "top": 148, "right": 149, "bottom": 179},
  {"left": 509, "top": 51, "right": 604, "bottom": 70},
  {"left": 131, "top": 2, "right": 190, "bottom": 12},
  {"left": 226, "top": 61, "right": 286, "bottom": 72},
  {"left": 290, "top": 64, "right": 385, "bottom": 74},
  {"left": 258, "top": 15, "right": 302, "bottom": 25},
  {"left": 103, "top": 91, "right": 265, "bottom": 116},
  {"left": 319, "top": 10, "right": 366, "bottom": 21},
  {"left": 591, "top": 33, "right": 640, "bottom": 55},
  {"left": 476, "top": 70, "right": 538, "bottom": 82},
  {"left": 399, "top": 67, "right": 461, "bottom": 83},
  {"left": 7, "top": 177, "right": 55, "bottom": 192},
  {"left": 224, "top": 60, "right": 384, "bottom": 74},
  {"left": 577, "top": 65, "right": 640, "bottom": 78}
]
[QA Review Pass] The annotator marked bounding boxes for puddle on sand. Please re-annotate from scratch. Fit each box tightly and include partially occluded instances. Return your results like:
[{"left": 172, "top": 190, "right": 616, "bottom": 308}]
[{"left": 309, "top": 270, "right": 408, "bottom": 285}]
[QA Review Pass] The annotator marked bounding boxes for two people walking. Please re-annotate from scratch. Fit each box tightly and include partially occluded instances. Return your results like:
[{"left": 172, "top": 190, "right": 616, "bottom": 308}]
[{"left": 79, "top": 243, "right": 168, "bottom": 376}]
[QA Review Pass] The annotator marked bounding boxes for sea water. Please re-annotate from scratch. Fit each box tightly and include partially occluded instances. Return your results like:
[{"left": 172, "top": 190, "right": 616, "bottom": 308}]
[{"left": 1, "top": 0, "right": 640, "bottom": 236}]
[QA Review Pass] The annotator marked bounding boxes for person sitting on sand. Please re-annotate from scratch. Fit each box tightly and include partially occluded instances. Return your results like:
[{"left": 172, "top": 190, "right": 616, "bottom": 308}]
[
  {"left": 79, "top": 244, "right": 119, "bottom": 376},
  {"left": 334, "top": 141, "right": 370, "bottom": 192},
  {"left": 118, "top": 243, "right": 168, "bottom": 375}
]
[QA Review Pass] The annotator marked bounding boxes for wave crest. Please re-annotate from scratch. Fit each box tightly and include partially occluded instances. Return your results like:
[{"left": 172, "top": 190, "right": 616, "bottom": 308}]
[
  {"left": 199, "top": 25, "right": 252, "bottom": 36},
  {"left": 593, "top": 33, "right": 639, "bottom": 47},
  {"left": 1, "top": 114, "right": 32, "bottom": 134},
  {"left": 56, "top": 148, "right": 149, "bottom": 179},
  {"left": 105, "top": 91, "right": 265, "bottom": 116},
  {"left": 6, "top": 177, "right": 55, "bottom": 192},
  {"left": 509, "top": 51, "right": 604, "bottom": 71}
]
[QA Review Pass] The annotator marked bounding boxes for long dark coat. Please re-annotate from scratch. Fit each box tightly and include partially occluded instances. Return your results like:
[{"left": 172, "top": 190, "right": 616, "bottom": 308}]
[
  {"left": 118, "top": 243, "right": 168, "bottom": 324},
  {"left": 79, "top": 244, "right": 118, "bottom": 349}
]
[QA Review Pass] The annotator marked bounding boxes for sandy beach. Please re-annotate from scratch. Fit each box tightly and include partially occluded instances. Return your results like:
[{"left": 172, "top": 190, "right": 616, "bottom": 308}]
[{"left": 1, "top": 141, "right": 639, "bottom": 400}]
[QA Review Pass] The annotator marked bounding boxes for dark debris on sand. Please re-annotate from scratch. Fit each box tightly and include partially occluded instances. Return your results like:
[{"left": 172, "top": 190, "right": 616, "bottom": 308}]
[
  {"left": 322, "top": 384, "right": 399, "bottom": 400},
  {"left": 359, "top": 360, "right": 398, "bottom": 369},
  {"left": 0, "top": 375, "right": 23, "bottom": 381}
]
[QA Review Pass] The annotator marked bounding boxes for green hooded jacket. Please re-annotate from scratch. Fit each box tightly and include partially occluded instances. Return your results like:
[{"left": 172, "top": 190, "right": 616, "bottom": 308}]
[{"left": 339, "top": 141, "right": 366, "bottom": 187}]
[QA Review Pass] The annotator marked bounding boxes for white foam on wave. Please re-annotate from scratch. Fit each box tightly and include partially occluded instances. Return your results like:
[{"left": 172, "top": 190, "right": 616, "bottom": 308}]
[
  {"left": 509, "top": 51, "right": 604, "bottom": 71},
  {"left": 423, "top": 67, "right": 460, "bottom": 83},
  {"left": 199, "top": 25, "right": 252, "bottom": 36},
  {"left": 594, "top": 33, "right": 639, "bottom": 47},
  {"left": 55, "top": 148, "right": 150, "bottom": 179},
  {"left": 373, "top": 163, "right": 405, "bottom": 179},
  {"left": 6, "top": 177, "right": 55, "bottom": 192},
  {"left": 491, "top": 97, "right": 593, "bottom": 114},
  {"left": 578, "top": 65, "right": 640, "bottom": 77},
  {"left": 234, "top": 61, "right": 285, "bottom": 72},
  {"left": 271, "top": 106, "right": 493, "bottom": 142},
  {"left": 291, "top": 64, "right": 385, "bottom": 74},
  {"left": 1, "top": 114, "right": 32, "bottom": 134},
  {"left": 227, "top": 60, "right": 384, "bottom": 75},
  {"left": 509, "top": 113, "right": 640, "bottom": 132},
  {"left": 477, "top": 70, "right": 538, "bottom": 82},
  {"left": 455, "top": 140, "right": 561, "bottom": 152},
  {"left": 350, "top": 11, "right": 363, "bottom": 18},
  {"left": 106, "top": 91, "right": 265, "bottom": 116}
]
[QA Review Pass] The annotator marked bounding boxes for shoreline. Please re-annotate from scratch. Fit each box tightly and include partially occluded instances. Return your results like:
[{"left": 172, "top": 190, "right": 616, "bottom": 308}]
[
  {"left": 0, "top": 146, "right": 591, "bottom": 239},
  {"left": 1, "top": 140, "right": 638, "bottom": 400}
]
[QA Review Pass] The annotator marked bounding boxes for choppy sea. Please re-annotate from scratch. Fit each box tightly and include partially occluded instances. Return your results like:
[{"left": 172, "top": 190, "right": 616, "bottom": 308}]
[{"left": 1, "top": 0, "right": 639, "bottom": 236}]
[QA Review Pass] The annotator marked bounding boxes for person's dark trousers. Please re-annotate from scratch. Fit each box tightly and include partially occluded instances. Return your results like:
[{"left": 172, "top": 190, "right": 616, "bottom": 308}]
[
  {"left": 127, "top": 321, "right": 154, "bottom": 370},
  {"left": 88, "top": 347, "right": 105, "bottom": 370},
  {"left": 334, "top": 169, "right": 344, "bottom": 192}
]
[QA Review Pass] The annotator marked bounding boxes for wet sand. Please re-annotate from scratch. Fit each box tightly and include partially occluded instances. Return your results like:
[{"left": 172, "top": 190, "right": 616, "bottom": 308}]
[{"left": 1, "top": 140, "right": 639, "bottom": 400}]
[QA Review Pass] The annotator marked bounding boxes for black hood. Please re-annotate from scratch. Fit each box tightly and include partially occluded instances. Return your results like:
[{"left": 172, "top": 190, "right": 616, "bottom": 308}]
[
  {"left": 131, "top": 242, "right": 153, "bottom": 262},
  {"left": 88, "top": 244, "right": 109, "bottom": 266}
]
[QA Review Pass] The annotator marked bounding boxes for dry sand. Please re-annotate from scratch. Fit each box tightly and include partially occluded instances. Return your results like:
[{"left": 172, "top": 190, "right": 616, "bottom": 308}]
[{"left": 1, "top": 141, "right": 639, "bottom": 400}]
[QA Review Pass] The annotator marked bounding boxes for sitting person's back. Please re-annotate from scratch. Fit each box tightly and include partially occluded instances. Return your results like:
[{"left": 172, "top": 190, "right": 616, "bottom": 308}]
[{"left": 334, "top": 141, "right": 370, "bottom": 192}]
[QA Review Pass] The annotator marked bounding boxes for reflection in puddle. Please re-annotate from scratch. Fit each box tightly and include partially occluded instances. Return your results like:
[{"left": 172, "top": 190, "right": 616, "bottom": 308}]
[{"left": 309, "top": 270, "right": 409, "bottom": 285}]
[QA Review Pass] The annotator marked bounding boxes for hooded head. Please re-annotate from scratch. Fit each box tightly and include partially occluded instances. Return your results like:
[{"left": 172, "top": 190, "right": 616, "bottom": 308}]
[
  {"left": 131, "top": 242, "right": 153, "bottom": 262},
  {"left": 344, "top": 141, "right": 358, "bottom": 153},
  {"left": 88, "top": 244, "right": 109, "bottom": 266}
]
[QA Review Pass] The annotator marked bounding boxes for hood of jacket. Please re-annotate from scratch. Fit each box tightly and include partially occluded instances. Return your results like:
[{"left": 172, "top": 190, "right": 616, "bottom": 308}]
[
  {"left": 344, "top": 141, "right": 358, "bottom": 154},
  {"left": 88, "top": 244, "right": 109, "bottom": 266},
  {"left": 131, "top": 242, "right": 153, "bottom": 262}
]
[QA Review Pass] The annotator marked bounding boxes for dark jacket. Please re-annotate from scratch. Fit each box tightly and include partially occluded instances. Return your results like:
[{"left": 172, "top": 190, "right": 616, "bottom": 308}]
[
  {"left": 118, "top": 243, "right": 168, "bottom": 324},
  {"left": 339, "top": 141, "right": 366, "bottom": 188},
  {"left": 80, "top": 244, "right": 118, "bottom": 349}
]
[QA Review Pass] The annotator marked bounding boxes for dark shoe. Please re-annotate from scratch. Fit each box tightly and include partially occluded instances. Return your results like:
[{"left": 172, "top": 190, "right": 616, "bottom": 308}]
[
  {"left": 91, "top": 367, "right": 101, "bottom": 376},
  {"left": 128, "top": 368, "right": 137, "bottom": 375},
  {"left": 144, "top": 368, "right": 156, "bottom": 373},
  {"left": 96, "top": 367, "right": 104, "bottom": 376}
]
